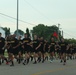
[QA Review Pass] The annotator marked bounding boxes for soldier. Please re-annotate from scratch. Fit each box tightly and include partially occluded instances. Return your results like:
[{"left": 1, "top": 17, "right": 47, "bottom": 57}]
[
  {"left": 49, "top": 37, "right": 56, "bottom": 63},
  {"left": 59, "top": 38, "right": 68, "bottom": 65},
  {"left": 55, "top": 41, "right": 60, "bottom": 59},
  {"left": 0, "top": 33, "right": 8, "bottom": 65},
  {"left": 33, "top": 35, "right": 40, "bottom": 64},
  {"left": 44, "top": 40, "right": 49, "bottom": 61},
  {"left": 22, "top": 33, "right": 31, "bottom": 65},
  {"left": 9, "top": 34, "right": 19, "bottom": 66},
  {"left": 39, "top": 37, "right": 45, "bottom": 63}
]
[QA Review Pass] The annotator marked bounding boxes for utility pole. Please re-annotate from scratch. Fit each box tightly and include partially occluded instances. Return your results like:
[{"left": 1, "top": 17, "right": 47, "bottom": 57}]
[
  {"left": 17, "top": 0, "right": 19, "bottom": 38},
  {"left": 58, "top": 23, "right": 60, "bottom": 41},
  {"left": 62, "top": 30, "right": 63, "bottom": 38}
]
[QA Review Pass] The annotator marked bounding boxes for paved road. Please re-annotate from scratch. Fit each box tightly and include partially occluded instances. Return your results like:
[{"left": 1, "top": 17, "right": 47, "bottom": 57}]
[{"left": 0, "top": 59, "right": 76, "bottom": 75}]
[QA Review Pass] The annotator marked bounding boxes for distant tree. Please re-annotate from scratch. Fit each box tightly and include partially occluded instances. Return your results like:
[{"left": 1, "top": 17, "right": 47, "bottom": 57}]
[
  {"left": 65, "top": 38, "right": 76, "bottom": 44},
  {"left": 2, "top": 27, "right": 10, "bottom": 37},
  {"left": 26, "top": 28, "right": 30, "bottom": 37},
  {"left": 14, "top": 29, "right": 24, "bottom": 35},
  {"left": 32, "top": 24, "right": 61, "bottom": 41}
]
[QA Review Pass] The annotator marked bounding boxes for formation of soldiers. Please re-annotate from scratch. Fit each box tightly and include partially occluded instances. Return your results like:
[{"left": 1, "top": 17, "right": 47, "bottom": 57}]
[{"left": 0, "top": 32, "right": 76, "bottom": 66}]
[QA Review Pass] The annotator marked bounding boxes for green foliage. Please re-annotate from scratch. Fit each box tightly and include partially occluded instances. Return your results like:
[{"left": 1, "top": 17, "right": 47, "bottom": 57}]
[
  {"left": 2, "top": 27, "right": 10, "bottom": 37},
  {"left": 14, "top": 29, "right": 24, "bottom": 35},
  {"left": 65, "top": 38, "right": 76, "bottom": 44},
  {"left": 26, "top": 28, "right": 30, "bottom": 37},
  {"left": 32, "top": 24, "right": 61, "bottom": 40}
]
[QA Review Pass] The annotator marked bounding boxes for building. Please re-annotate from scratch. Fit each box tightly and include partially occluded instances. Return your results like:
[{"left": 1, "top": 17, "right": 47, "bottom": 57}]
[{"left": 0, "top": 27, "right": 5, "bottom": 38}]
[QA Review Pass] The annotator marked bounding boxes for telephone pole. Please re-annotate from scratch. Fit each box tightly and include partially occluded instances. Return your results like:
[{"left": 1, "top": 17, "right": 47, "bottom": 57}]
[
  {"left": 58, "top": 23, "right": 60, "bottom": 41},
  {"left": 17, "top": 0, "right": 19, "bottom": 38},
  {"left": 62, "top": 30, "right": 63, "bottom": 38}
]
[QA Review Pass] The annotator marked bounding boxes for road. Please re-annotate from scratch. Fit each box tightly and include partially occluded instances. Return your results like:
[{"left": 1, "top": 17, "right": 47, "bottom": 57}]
[{"left": 0, "top": 59, "right": 76, "bottom": 75}]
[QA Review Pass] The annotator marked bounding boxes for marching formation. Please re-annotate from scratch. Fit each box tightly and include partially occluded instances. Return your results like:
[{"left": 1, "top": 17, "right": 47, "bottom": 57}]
[{"left": 0, "top": 32, "right": 76, "bottom": 66}]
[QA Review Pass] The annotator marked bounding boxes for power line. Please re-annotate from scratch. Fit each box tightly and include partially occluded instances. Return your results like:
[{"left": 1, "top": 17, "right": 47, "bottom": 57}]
[
  {"left": 0, "top": 12, "right": 36, "bottom": 25},
  {"left": 1, "top": 13, "right": 76, "bottom": 39},
  {"left": 23, "top": 0, "right": 54, "bottom": 23},
  {"left": 63, "top": 28, "right": 76, "bottom": 35},
  {"left": 63, "top": 31, "right": 76, "bottom": 39}
]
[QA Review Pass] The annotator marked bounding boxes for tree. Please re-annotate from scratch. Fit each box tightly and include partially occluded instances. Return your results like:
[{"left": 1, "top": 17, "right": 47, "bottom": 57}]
[
  {"left": 26, "top": 28, "right": 30, "bottom": 37},
  {"left": 2, "top": 27, "right": 10, "bottom": 37},
  {"left": 65, "top": 38, "right": 76, "bottom": 44},
  {"left": 14, "top": 29, "right": 24, "bottom": 36},
  {"left": 32, "top": 24, "right": 61, "bottom": 40}
]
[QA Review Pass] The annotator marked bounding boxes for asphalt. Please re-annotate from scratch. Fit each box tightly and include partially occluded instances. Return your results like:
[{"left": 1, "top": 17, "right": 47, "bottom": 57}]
[{"left": 0, "top": 59, "right": 76, "bottom": 75}]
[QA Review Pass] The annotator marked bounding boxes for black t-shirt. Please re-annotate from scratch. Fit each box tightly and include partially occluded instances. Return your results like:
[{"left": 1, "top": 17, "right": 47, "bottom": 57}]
[
  {"left": 68, "top": 46, "right": 73, "bottom": 52},
  {"left": 44, "top": 42, "right": 49, "bottom": 52},
  {"left": 6, "top": 39, "right": 12, "bottom": 49},
  {"left": 74, "top": 46, "right": 76, "bottom": 52},
  {"left": 22, "top": 38, "right": 31, "bottom": 48},
  {"left": 0, "top": 37, "right": 5, "bottom": 49},
  {"left": 6, "top": 38, "right": 11, "bottom": 45},
  {"left": 18, "top": 39, "right": 23, "bottom": 48},
  {"left": 39, "top": 40, "right": 44, "bottom": 51},
  {"left": 18, "top": 39, "right": 22, "bottom": 45},
  {"left": 55, "top": 45, "right": 60, "bottom": 50},
  {"left": 59, "top": 42, "right": 68, "bottom": 50},
  {"left": 50, "top": 41, "right": 56, "bottom": 50},
  {"left": 33, "top": 39, "right": 39, "bottom": 49},
  {"left": 11, "top": 38, "right": 19, "bottom": 48}
]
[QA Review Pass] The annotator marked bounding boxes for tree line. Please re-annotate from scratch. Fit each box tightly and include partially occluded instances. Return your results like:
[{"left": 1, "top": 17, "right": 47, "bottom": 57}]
[{"left": 1, "top": 24, "right": 76, "bottom": 44}]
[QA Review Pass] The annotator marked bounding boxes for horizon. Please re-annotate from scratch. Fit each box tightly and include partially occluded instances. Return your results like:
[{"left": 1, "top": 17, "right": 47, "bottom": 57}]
[{"left": 0, "top": 0, "right": 76, "bottom": 39}]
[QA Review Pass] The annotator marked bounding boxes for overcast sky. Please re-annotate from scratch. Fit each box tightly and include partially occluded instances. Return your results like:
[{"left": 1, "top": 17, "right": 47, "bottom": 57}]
[{"left": 0, "top": 0, "right": 76, "bottom": 39}]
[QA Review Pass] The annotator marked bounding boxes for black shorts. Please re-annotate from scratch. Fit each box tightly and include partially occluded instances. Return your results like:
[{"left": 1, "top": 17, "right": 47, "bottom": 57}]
[
  {"left": 60, "top": 50, "right": 66, "bottom": 54},
  {"left": 23, "top": 49, "right": 30, "bottom": 54},
  {"left": 41, "top": 50, "right": 45, "bottom": 53},
  {"left": 7, "top": 47, "right": 15, "bottom": 54},
  {"left": 67, "top": 50, "right": 71, "bottom": 54},
  {"left": 7, "top": 47, "right": 12, "bottom": 53},
  {"left": 0, "top": 49, "right": 5, "bottom": 55},
  {"left": 29, "top": 46, "right": 33, "bottom": 53},
  {"left": 57, "top": 50, "right": 60, "bottom": 53},
  {"left": 33, "top": 48, "right": 39, "bottom": 53},
  {"left": 72, "top": 50, "right": 75, "bottom": 54},
  {"left": 49, "top": 49, "right": 55, "bottom": 53},
  {"left": 18, "top": 47, "right": 23, "bottom": 54},
  {"left": 18, "top": 50, "right": 24, "bottom": 54},
  {"left": 12, "top": 47, "right": 19, "bottom": 55},
  {"left": 45, "top": 49, "right": 48, "bottom": 53},
  {"left": 24, "top": 45, "right": 31, "bottom": 52}
]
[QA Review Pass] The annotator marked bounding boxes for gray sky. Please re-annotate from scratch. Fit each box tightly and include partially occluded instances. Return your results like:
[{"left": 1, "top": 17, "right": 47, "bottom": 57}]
[{"left": 0, "top": 0, "right": 76, "bottom": 39}]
